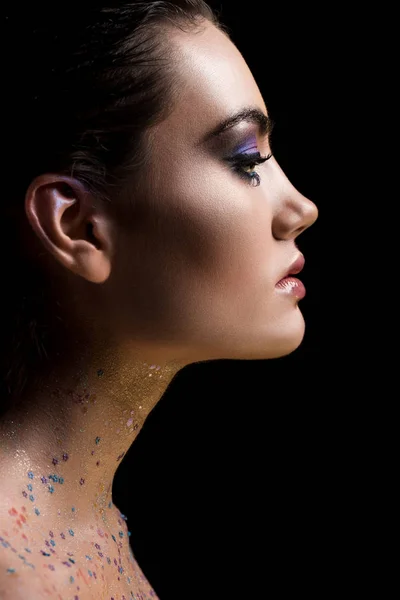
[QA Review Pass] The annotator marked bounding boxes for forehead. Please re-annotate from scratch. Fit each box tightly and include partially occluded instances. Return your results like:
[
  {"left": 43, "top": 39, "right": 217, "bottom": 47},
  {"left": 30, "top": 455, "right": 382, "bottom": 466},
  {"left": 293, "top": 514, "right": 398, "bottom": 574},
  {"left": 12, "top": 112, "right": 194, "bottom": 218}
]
[{"left": 160, "top": 21, "right": 267, "bottom": 145}]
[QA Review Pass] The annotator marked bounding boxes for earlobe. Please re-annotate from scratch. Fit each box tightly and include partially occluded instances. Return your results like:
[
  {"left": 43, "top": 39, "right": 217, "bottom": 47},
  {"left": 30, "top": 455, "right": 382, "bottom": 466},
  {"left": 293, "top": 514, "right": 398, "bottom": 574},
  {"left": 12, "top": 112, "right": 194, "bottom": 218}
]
[{"left": 24, "top": 174, "right": 113, "bottom": 284}]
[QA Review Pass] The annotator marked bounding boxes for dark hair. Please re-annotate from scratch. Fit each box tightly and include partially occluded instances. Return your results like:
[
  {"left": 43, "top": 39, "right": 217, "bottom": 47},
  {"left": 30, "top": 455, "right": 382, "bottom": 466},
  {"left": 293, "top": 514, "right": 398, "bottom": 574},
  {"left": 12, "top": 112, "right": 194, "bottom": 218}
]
[{"left": 1, "top": 1, "right": 230, "bottom": 413}]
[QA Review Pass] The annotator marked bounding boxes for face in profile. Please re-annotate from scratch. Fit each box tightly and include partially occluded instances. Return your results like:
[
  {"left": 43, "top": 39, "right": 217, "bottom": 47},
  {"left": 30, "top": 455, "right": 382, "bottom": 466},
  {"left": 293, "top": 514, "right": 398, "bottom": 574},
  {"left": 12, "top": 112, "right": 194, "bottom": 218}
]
[{"left": 103, "top": 20, "right": 318, "bottom": 365}]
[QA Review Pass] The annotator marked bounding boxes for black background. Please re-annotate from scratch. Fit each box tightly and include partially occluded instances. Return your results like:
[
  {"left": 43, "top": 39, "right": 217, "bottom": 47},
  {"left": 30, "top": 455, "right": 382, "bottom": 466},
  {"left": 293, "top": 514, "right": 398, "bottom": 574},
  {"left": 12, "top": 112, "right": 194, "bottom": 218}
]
[{"left": 113, "top": 3, "right": 370, "bottom": 598}]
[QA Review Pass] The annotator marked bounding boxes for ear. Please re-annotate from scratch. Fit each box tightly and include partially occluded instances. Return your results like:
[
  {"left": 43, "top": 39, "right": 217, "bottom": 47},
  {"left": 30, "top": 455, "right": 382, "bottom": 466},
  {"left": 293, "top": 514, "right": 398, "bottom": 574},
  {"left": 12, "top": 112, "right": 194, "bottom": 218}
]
[{"left": 24, "top": 174, "right": 115, "bottom": 284}]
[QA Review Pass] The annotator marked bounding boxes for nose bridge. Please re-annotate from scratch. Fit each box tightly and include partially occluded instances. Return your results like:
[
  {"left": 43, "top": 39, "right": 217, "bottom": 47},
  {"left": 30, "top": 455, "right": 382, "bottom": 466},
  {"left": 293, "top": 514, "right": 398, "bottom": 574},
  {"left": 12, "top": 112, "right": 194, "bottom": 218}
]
[{"left": 272, "top": 178, "right": 318, "bottom": 240}]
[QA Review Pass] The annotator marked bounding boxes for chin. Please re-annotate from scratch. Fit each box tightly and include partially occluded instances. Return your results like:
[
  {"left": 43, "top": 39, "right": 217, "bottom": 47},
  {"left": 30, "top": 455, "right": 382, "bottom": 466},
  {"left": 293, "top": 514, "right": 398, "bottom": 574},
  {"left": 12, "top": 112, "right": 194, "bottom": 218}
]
[
  {"left": 268, "top": 310, "right": 306, "bottom": 358},
  {"left": 239, "top": 307, "right": 306, "bottom": 360},
  {"left": 182, "top": 305, "right": 306, "bottom": 364}
]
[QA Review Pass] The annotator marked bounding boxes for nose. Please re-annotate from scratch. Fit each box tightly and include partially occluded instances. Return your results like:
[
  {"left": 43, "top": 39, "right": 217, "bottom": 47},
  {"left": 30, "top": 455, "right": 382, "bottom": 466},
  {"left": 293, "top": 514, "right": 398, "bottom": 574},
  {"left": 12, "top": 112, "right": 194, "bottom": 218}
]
[{"left": 272, "top": 186, "right": 318, "bottom": 241}]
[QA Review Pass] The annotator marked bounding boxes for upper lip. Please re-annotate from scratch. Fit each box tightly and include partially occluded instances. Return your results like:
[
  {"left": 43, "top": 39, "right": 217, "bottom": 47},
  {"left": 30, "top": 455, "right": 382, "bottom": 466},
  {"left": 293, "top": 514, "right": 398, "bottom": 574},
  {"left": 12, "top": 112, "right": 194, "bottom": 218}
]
[{"left": 277, "top": 253, "right": 305, "bottom": 282}]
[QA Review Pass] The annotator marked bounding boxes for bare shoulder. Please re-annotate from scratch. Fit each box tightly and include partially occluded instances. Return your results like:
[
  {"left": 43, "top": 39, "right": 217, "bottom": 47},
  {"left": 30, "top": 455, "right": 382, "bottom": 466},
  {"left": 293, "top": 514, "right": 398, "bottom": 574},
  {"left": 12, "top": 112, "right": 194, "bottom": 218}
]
[
  {"left": 0, "top": 493, "right": 65, "bottom": 600},
  {"left": 0, "top": 499, "right": 43, "bottom": 599},
  {"left": 0, "top": 491, "right": 159, "bottom": 600}
]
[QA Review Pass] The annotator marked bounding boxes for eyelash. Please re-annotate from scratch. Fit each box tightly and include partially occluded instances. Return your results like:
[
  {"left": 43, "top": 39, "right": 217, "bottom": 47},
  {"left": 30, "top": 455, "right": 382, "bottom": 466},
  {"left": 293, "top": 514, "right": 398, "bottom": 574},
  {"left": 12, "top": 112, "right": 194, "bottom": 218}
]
[{"left": 227, "top": 151, "right": 273, "bottom": 187}]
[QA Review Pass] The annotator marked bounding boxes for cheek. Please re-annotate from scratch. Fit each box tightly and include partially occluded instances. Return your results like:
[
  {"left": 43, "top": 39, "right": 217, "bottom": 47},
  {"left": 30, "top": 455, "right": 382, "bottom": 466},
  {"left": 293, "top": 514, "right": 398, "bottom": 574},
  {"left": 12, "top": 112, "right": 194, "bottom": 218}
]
[
  {"left": 166, "top": 167, "right": 277, "bottom": 301},
  {"left": 114, "top": 161, "right": 274, "bottom": 328},
  {"left": 174, "top": 202, "right": 283, "bottom": 359}
]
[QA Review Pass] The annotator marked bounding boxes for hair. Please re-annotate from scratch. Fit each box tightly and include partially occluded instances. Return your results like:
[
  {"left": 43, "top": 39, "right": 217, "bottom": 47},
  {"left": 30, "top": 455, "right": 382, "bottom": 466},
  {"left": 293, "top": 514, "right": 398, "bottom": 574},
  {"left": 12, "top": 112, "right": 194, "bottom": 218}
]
[{"left": 1, "top": 1, "right": 230, "bottom": 414}]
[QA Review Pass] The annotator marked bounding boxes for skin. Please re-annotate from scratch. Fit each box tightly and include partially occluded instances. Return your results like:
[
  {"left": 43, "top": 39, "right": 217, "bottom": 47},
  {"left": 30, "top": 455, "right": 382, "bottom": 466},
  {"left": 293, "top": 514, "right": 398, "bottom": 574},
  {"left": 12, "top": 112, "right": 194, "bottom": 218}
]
[{"left": 0, "top": 20, "right": 317, "bottom": 599}]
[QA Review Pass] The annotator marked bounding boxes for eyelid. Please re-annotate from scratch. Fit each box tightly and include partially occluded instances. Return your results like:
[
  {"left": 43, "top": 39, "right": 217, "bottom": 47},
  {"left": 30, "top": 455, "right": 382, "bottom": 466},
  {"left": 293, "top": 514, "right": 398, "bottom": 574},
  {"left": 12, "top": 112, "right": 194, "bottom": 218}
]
[
  {"left": 234, "top": 129, "right": 273, "bottom": 157},
  {"left": 234, "top": 136, "right": 258, "bottom": 155}
]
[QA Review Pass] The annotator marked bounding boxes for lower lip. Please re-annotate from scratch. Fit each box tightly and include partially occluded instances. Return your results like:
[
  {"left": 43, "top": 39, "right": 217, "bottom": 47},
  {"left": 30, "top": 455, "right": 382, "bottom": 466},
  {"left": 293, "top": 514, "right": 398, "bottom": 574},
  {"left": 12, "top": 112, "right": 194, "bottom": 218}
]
[{"left": 275, "top": 277, "right": 306, "bottom": 299}]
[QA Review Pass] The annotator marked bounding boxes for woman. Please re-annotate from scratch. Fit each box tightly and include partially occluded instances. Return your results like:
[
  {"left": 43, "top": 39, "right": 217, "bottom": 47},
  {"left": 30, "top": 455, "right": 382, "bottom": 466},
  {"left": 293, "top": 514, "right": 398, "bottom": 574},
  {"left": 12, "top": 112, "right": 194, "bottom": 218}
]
[{"left": 0, "top": 1, "right": 318, "bottom": 598}]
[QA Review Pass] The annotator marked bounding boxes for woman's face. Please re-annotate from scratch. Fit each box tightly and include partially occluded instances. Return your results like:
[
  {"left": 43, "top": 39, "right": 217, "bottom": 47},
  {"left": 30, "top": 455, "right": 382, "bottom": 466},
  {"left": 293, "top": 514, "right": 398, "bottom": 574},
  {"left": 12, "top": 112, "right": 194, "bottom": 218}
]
[{"left": 110, "top": 21, "right": 318, "bottom": 363}]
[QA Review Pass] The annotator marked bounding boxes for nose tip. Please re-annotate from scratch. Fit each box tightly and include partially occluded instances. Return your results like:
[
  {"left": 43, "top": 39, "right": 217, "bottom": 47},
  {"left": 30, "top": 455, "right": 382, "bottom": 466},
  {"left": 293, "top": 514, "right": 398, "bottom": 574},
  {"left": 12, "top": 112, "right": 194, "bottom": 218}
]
[
  {"left": 309, "top": 200, "right": 319, "bottom": 225},
  {"left": 291, "top": 197, "right": 319, "bottom": 240},
  {"left": 272, "top": 166, "right": 319, "bottom": 241},
  {"left": 298, "top": 194, "right": 318, "bottom": 232}
]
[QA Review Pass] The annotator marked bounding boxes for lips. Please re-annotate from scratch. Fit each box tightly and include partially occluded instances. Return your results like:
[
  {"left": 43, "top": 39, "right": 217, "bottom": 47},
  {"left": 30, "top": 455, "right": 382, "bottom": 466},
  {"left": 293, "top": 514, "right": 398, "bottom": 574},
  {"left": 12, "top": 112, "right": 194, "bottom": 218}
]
[
  {"left": 274, "top": 254, "right": 306, "bottom": 299},
  {"left": 277, "top": 254, "right": 305, "bottom": 283}
]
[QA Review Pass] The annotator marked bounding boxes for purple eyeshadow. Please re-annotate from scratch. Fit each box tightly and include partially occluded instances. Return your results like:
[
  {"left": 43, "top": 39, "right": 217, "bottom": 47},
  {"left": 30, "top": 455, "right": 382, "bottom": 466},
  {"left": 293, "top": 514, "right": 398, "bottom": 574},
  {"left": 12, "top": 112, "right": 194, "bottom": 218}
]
[{"left": 234, "top": 134, "right": 258, "bottom": 154}]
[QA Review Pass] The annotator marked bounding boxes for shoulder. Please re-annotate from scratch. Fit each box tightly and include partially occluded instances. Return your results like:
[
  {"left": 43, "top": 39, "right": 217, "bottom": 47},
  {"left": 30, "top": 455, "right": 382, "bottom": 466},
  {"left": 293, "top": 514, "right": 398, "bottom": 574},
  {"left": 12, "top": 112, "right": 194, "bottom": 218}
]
[
  {"left": 0, "top": 494, "right": 102, "bottom": 600},
  {"left": 0, "top": 493, "right": 46, "bottom": 599},
  {"left": 0, "top": 512, "right": 41, "bottom": 599}
]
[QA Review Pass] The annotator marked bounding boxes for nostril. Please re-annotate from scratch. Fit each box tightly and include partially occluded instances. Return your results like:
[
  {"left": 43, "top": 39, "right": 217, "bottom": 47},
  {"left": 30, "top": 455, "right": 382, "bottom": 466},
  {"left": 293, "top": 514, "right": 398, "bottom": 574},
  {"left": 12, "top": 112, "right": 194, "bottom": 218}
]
[{"left": 294, "top": 225, "right": 307, "bottom": 237}]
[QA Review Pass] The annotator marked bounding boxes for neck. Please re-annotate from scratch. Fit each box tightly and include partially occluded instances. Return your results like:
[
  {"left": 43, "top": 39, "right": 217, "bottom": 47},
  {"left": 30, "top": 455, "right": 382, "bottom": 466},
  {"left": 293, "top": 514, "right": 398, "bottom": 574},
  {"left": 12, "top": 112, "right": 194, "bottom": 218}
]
[{"left": 0, "top": 338, "right": 185, "bottom": 529}]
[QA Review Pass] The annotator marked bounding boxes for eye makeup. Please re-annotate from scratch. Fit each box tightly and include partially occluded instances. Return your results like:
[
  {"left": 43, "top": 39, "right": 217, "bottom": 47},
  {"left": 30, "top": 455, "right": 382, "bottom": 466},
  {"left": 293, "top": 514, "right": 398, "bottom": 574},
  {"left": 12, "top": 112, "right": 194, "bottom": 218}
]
[
  {"left": 225, "top": 132, "right": 273, "bottom": 187},
  {"left": 234, "top": 134, "right": 259, "bottom": 155}
]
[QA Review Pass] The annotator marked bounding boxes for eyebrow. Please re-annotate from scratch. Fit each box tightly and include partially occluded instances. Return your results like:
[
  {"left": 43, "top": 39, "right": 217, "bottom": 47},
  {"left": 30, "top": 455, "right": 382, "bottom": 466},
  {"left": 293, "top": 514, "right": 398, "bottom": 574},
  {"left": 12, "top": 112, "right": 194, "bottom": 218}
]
[{"left": 201, "top": 107, "right": 274, "bottom": 144}]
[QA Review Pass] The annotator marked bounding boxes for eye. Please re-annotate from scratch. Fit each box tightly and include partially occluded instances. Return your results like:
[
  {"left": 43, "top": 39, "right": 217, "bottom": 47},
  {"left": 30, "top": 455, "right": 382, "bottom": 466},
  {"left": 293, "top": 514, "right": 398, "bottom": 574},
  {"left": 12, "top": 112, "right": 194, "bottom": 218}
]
[{"left": 227, "top": 152, "right": 273, "bottom": 187}]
